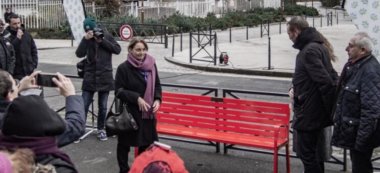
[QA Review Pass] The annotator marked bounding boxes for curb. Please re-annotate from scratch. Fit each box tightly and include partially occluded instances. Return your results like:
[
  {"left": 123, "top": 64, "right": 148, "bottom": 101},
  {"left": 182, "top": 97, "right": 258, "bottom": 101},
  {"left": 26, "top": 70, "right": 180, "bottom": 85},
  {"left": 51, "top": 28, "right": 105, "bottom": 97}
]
[{"left": 165, "top": 56, "right": 294, "bottom": 78}]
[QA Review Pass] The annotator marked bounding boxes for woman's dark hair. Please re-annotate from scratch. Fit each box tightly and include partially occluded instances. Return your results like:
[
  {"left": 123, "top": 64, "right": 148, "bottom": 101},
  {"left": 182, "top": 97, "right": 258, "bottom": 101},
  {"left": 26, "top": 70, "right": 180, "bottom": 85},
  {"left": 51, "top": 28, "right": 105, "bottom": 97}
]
[
  {"left": 128, "top": 38, "right": 148, "bottom": 52},
  {"left": 317, "top": 31, "right": 337, "bottom": 62},
  {"left": 0, "top": 70, "right": 13, "bottom": 98}
]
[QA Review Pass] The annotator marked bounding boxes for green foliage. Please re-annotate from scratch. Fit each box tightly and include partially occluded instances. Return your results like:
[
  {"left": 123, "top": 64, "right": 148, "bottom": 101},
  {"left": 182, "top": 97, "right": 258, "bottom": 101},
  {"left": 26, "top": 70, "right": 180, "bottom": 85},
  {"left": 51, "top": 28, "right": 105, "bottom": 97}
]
[
  {"left": 29, "top": 22, "right": 71, "bottom": 39},
  {"left": 283, "top": 4, "right": 319, "bottom": 16},
  {"left": 321, "top": 0, "right": 341, "bottom": 7},
  {"left": 36, "top": 4, "right": 319, "bottom": 38}
]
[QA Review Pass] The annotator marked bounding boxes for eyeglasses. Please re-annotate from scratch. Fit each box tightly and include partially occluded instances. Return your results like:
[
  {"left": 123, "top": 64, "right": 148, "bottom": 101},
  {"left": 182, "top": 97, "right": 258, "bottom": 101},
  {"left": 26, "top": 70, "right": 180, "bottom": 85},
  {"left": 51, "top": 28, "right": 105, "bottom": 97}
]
[{"left": 0, "top": 23, "right": 5, "bottom": 26}]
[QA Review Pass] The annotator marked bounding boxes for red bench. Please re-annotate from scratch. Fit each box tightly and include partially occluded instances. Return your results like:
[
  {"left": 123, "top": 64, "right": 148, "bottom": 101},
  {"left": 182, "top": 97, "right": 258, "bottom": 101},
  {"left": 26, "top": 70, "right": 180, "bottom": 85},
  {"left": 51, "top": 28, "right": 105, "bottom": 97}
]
[{"left": 156, "top": 92, "right": 290, "bottom": 173}]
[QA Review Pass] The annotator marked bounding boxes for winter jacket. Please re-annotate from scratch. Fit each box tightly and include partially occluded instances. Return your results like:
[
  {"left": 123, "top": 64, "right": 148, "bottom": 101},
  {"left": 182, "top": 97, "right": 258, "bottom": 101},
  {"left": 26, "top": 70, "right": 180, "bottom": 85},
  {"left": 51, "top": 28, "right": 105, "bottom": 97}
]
[
  {"left": 291, "top": 27, "right": 338, "bottom": 131},
  {"left": 75, "top": 32, "right": 121, "bottom": 92},
  {"left": 0, "top": 94, "right": 85, "bottom": 147},
  {"left": 56, "top": 95, "right": 86, "bottom": 147},
  {"left": 6, "top": 26, "right": 38, "bottom": 80},
  {"left": 115, "top": 61, "right": 162, "bottom": 146},
  {"left": 0, "top": 30, "right": 15, "bottom": 74},
  {"left": 332, "top": 55, "right": 380, "bottom": 151}
]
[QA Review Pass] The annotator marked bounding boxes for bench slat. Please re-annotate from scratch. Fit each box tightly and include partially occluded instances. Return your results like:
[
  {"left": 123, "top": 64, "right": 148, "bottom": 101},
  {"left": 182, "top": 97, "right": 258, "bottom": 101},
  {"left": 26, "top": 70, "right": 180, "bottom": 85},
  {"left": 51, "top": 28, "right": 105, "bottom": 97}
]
[{"left": 157, "top": 123, "right": 288, "bottom": 149}]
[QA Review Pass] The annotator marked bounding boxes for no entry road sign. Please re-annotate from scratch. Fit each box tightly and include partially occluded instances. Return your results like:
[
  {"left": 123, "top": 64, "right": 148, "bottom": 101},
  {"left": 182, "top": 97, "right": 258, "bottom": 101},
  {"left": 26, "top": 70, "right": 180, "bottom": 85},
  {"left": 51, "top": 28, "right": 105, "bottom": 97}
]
[{"left": 119, "top": 25, "right": 133, "bottom": 40}]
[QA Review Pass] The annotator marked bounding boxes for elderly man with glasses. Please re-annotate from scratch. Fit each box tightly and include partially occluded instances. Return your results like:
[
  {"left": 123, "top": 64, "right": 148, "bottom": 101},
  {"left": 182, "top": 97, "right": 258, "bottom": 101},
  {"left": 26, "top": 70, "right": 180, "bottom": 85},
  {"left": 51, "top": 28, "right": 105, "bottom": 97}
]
[{"left": 0, "top": 18, "right": 15, "bottom": 75}]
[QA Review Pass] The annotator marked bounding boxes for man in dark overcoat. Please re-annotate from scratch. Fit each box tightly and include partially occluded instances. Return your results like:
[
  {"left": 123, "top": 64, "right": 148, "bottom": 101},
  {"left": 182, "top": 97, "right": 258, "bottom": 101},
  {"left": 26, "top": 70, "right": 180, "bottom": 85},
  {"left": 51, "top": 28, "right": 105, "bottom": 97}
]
[
  {"left": 6, "top": 14, "right": 38, "bottom": 80},
  {"left": 287, "top": 16, "right": 338, "bottom": 173}
]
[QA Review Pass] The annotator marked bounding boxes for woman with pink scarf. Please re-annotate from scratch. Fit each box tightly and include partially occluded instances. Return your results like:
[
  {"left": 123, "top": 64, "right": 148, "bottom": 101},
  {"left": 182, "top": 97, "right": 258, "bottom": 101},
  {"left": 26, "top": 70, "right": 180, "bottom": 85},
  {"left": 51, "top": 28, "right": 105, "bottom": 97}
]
[{"left": 114, "top": 39, "right": 162, "bottom": 173}]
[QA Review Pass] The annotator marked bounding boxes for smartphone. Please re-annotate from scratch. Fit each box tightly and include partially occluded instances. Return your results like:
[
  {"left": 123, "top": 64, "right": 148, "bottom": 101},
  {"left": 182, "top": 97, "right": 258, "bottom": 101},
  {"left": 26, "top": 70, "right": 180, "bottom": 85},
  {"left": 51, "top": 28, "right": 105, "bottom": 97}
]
[{"left": 36, "top": 73, "right": 58, "bottom": 87}]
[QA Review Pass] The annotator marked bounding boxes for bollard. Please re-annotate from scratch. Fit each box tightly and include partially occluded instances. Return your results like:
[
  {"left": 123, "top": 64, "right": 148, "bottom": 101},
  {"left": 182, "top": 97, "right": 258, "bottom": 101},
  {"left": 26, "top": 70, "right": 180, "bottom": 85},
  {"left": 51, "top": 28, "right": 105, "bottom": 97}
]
[
  {"left": 165, "top": 27, "right": 168, "bottom": 48},
  {"left": 197, "top": 26, "right": 200, "bottom": 47},
  {"left": 214, "top": 32, "right": 217, "bottom": 66},
  {"left": 267, "top": 20, "right": 270, "bottom": 37},
  {"left": 268, "top": 36, "right": 272, "bottom": 70},
  {"left": 172, "top": 34, "right": 175, "bottom": 57},
  {"left": 190, "top": 32, "right": 192, "bottom": 63},
  {"left": 279, "top": 21, "right": 281, "bottom": 34},
  {"left": 246, "top": 26, "right": 249, "bottom": 40},
  {"left": 313, "top": 16, "right": 315, "bottom": 27},
  {"left": 336, "top": 11, "right": 339, "bottom": 25},
  {"left": 260, "top": 21, "right": 263, "bottom": 38},
  {"left": 209, "top": 24, "right": 212, "bottom": 46},
  {"left": 229, "top": 27, "right": 232, "bottom": 43},
  {"left": 180, "top": 27, "right": 183, "bottom": 52}
]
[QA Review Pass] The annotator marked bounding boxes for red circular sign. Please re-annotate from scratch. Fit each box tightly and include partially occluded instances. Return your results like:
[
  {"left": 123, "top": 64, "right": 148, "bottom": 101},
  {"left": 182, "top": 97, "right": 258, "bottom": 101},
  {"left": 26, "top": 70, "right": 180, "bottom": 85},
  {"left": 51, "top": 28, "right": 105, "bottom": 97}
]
[{"left": 119, "top": 25, "right": 133, "bottom": 40}]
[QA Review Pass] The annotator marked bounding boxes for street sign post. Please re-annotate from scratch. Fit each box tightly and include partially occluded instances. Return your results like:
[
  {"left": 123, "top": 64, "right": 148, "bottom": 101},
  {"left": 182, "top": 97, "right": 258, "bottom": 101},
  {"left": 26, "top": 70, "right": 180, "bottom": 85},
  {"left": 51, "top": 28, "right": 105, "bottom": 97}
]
[{"left": 119, "top": 25, "right": 133, "bottom": 41}]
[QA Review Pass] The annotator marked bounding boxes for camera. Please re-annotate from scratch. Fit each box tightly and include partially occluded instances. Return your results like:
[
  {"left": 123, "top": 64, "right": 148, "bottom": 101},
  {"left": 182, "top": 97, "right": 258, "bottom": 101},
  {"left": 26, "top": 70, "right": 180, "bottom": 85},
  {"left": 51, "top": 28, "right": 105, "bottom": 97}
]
[
  {"left": 36, "top": 73, "right": 58, "bottom": 87},
  {"left": 93, "top": 27, "right": 104, "bottom": 39}
]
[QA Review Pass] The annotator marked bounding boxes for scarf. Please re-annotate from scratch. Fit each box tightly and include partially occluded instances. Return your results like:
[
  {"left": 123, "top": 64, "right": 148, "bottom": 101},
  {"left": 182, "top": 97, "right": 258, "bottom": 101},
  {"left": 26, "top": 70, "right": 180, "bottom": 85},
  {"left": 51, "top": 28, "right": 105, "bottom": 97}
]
[
  {"left": 0, "top": 134, "right": 76, "bottom": 171},
  {"left": 127, "top": 53, "right": 157, "bottom": 119},
  {"left": 0, "top": 153, "right": 12, "bottom": 173}
]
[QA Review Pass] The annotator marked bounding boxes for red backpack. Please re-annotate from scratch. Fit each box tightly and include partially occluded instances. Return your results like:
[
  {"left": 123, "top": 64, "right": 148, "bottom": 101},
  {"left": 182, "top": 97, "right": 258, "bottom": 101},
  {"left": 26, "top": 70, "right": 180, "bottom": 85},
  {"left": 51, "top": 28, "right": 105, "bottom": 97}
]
[{"left": 129, "top": 142, "right": 189, "bottom": 173}]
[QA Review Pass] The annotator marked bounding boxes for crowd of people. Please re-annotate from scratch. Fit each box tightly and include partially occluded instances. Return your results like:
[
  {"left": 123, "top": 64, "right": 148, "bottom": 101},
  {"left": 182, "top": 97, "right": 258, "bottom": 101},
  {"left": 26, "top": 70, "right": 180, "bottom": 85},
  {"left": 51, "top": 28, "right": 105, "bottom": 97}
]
[{"left": 0, "top": 8, "right": 379, "bottom": 173}]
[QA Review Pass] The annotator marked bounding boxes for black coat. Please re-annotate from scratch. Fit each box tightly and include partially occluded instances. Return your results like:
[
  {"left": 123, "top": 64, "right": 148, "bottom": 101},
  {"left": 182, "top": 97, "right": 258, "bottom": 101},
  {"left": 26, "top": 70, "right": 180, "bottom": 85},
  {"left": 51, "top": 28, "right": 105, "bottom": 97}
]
[
  {"left": 292, "top": 27, "right": 338, "bottom": 131},
  {"left": 0, "top": 30, "right": 15, "bottom": 74},
  {"left": 6, "top": 27, "right": 38, "bottom": 80},
  {"left": 75, "top": 33, "right": 121, "bottom": 91},
  {"left": 332, "top": 55, "right": 380, "bottom": 151},
  {"left": 115, "top": 60, "right": 162, "bottom": 146}
]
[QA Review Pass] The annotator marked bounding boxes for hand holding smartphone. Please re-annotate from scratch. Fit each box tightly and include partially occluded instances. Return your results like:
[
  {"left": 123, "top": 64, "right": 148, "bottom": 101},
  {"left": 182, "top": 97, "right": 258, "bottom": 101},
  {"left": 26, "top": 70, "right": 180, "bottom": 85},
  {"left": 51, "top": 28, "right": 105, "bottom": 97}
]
[{"left": 36, "top": 73, "right": 58, "bottom": 87}]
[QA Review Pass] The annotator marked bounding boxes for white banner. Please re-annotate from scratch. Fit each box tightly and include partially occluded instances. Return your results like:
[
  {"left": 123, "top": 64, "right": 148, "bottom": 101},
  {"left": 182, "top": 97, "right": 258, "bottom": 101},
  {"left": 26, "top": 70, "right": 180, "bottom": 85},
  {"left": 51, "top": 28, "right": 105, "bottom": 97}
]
[
  {"left": 63, "top": 0, "right": 86, "bottom": 46},
  {"left": 345, "top": 0, "right": 380, "bottom": 58}
]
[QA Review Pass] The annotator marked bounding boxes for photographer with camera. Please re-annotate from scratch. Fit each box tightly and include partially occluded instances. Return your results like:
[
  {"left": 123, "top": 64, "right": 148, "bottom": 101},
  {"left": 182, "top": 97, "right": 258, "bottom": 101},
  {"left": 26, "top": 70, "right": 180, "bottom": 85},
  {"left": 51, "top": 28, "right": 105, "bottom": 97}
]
[
  {"left": 6, "top": 14, "right": 38, "bottom": 81},
  {"left": 75, "top": 17, "right": 121, "bottom": 141},
  {"left": 0, "top": 70, "right": 86, "bottom": 148}
]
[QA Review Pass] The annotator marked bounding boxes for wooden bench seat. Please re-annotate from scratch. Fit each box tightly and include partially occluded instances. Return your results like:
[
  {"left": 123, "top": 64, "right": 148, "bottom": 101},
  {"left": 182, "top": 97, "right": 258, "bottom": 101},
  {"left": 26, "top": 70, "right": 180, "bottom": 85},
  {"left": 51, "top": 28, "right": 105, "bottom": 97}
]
[{"left": 156, "top": 92, "right": 291, "bottom": 173}]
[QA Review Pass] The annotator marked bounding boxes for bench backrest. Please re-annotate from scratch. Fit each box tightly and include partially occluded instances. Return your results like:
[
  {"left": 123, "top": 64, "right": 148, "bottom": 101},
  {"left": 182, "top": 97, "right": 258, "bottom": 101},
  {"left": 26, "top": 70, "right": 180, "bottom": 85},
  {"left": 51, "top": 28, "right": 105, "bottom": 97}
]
[{"left": 157, "top": 92, "right": 290, "bottom": 140}]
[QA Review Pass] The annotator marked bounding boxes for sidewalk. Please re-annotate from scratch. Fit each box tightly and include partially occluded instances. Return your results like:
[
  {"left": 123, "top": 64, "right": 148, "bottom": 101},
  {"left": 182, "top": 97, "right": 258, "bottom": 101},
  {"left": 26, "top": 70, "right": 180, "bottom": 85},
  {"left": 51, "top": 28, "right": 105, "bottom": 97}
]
[
  {"left": 166, "top": 23, "right": 357, "bottom": 77},
  {"left": 35, "top": 22, "right": 358, "bottom": 77}
]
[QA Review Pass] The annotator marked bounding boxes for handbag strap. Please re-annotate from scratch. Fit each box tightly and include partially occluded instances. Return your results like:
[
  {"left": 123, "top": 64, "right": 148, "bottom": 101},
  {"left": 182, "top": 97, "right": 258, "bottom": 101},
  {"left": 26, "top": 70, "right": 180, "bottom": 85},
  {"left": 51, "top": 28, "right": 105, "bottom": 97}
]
[
  {"left": 109, "top": 97, "right": 118, "bottom": 113},
  {"left": 109, "top": 97, "right": 128, "bottom": 113}
]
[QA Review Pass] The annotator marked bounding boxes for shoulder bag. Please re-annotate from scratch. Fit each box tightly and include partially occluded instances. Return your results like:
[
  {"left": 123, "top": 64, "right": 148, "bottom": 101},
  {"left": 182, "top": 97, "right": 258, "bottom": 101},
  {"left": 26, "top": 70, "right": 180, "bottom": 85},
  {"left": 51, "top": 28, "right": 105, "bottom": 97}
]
[
  {"left": 76, "top": 58, "right": 87, "bottom": 78},
  {"left": 105, "top": 98, "right": 138, "bottom": 136}
]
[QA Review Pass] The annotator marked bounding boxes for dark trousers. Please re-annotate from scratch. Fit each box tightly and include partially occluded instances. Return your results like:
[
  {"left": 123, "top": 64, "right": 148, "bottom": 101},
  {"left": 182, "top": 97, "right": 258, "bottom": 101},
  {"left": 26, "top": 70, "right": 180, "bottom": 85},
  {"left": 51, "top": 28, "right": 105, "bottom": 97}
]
[
  {"left": 117, "top": 142, "right": 150, "bottom": 173},
  {"left": 296, "top": 129, "right": 325, "bottom": 173},
  {"left": 82, "top": 90, "right": 109, "bottom": 130},
  {"left": 350, "top": 148, "right": 374, "bottom": 173}
]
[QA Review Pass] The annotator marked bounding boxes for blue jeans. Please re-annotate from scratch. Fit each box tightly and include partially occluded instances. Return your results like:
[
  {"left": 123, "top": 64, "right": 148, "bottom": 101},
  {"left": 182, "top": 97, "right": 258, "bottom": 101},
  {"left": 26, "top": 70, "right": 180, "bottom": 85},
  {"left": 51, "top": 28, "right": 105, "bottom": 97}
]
[{"left": 82, "top": 90, "right": 109, "bottom": 130}]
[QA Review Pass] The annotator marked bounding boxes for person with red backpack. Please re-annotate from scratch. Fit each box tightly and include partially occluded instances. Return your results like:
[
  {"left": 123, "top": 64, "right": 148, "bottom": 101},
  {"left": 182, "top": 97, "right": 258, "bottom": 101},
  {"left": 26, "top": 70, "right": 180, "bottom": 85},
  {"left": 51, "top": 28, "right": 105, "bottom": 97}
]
[{"left": 129, "top": 142, "right": 188, "bottom": 173}]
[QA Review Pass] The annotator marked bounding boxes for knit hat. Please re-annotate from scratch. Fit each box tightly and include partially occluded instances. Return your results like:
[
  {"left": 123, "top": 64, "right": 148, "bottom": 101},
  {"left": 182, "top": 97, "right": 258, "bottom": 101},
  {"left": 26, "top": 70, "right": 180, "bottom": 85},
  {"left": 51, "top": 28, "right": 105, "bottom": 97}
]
[
  {"left": 83, "top": 17, "right": 96, "bottom": 31},
  {"left": 2, "top": 95, "right": 65, "bottom": 137},
  {"left": 0, "top": 153, "right": 12, "bottom": 173}
]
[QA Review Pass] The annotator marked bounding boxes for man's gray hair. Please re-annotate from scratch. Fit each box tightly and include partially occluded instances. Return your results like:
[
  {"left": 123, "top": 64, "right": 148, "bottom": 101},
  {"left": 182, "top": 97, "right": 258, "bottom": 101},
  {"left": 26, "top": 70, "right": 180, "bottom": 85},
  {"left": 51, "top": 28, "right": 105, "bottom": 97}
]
[
  {"left": 354, "top": 32, "right": 373, "bottom": 52},
  {"left": 287, "top": 16, "right": 309, "bottom": 32}
]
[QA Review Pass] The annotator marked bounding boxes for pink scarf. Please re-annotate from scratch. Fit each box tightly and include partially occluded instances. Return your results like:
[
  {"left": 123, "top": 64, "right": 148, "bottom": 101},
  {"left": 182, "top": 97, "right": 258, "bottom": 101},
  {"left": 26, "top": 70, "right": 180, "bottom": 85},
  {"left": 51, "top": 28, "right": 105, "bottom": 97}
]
[
  {"left": 0, "top": 153, "right": 12, "bottom": 173},
  {"left": 127, "top": 53, "right": 156, "bottom": 119}
]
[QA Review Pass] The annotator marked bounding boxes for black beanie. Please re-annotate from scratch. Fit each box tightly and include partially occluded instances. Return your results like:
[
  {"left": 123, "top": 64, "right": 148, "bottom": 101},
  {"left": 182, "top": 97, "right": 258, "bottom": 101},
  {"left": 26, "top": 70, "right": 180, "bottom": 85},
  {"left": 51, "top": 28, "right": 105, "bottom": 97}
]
[{"left": 2, "top": 95, "right": 66, "bottom": 137}]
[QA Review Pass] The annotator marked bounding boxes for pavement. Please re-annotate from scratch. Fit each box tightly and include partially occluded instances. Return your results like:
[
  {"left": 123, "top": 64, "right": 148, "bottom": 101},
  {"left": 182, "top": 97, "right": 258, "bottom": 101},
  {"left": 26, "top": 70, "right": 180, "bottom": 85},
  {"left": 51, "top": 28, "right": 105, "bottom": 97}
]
[{"left": 35, "top": 13, "right": 357, "bottom": 78}]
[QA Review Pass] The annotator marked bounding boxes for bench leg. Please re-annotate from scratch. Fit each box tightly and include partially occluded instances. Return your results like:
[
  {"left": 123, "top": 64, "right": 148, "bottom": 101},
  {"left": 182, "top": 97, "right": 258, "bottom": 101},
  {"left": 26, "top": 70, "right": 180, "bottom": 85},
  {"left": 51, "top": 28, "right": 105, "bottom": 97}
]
[
  {"left": 216, "top": 142, "right": 220, "bottom": 153},
  {"left": 286, "top": 143, "right": 290, "bottom": 173},
  {"left": 223, "top": 143, "right": 228, "bottom": 154},
  {"left": 273, "top": 148, "right": 278, "bottom": 173}
]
